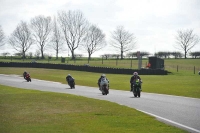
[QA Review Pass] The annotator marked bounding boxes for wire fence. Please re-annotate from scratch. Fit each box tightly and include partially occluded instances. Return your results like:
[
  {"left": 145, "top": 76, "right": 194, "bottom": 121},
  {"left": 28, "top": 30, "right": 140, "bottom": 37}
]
[{"left": 165, "top": 65, "right": 200, "bottom": 74}]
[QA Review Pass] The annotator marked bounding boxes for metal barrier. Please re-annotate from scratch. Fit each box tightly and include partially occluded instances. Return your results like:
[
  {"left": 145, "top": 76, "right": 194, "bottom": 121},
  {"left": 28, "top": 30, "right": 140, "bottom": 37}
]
[{"left": 0, "top": 62, "right": 168, "bottom": 75}]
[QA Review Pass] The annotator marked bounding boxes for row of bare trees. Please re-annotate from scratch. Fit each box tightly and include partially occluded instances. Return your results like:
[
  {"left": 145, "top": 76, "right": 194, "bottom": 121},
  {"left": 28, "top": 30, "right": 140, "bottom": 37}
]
[
  {"left": 190, "top": 52, "right": 200, "bottom": 58},
  {"left": 102, "top": 51, "right": 200, "bottom": 59},
  {"left": 0, "top": 10, "right": 199, "bottom": 59},
  {"left": 0, "top": 10, "right": 111, "bottom": 60}
]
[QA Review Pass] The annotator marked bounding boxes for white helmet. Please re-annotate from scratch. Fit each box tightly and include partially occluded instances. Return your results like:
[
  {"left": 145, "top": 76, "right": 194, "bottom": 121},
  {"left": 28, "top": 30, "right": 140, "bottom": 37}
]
[
  {"left": 102, "top": 74, "right": 106, "bottom": 77},
  {"left": 68, "top": 74, "right": 71, "bottom": 76},
  {"left": 133, "top": 72, "right": 138, "bottom": 76}
]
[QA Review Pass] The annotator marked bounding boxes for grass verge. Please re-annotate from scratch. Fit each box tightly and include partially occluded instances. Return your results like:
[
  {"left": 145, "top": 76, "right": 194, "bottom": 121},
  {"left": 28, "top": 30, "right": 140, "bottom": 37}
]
[{"left": 0, "top": 85, "right": 186, "bottom": 133}]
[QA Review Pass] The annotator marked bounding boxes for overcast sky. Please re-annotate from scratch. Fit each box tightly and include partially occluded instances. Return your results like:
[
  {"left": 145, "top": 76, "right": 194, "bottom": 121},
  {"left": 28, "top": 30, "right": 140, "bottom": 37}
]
[{"left": 0, "top": 0, "right": 200, "bottom": 57}]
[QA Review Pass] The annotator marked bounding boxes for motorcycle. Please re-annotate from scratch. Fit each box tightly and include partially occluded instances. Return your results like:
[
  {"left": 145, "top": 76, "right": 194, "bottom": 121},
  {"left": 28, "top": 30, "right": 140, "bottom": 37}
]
[
  {"left": 133, "top": 81, "right": 142, "bottom": 97},
  {"left": 67, "top": 78, "right": 75, "bottom": 89},
  {"left": 100, "top": 78, "right": 109, "bottom": 95},
  {"left": 25, "top": 74, "right": 31, "bottom": 82}
]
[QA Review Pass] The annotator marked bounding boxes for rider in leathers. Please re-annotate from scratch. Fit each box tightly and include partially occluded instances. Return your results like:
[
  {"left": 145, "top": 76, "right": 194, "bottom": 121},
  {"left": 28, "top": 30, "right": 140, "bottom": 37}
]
[
  {"left": 130, "top": 72, "right": 142, "bottom": 92},
  {"left": 66, "top": 74, "right": 75, "bottom": 85},
  {"left": 98, "top": 74, "right": 109, "bottom": 91}
]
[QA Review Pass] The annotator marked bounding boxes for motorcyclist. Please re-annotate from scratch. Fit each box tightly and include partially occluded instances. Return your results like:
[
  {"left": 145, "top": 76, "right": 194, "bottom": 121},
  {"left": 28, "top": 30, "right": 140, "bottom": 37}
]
[
  {"left": 98, "top": 74, "right": 109, "bottom": 90},
  {"left": 130, "top": 72, "right": 142, "bottom": 92},
  {"left": 23, "top": 71, "right": 27, "bottom": 79},
  {"left": 24, "top": 72, "right": 31, "bottom": 82},
  {"left": 66, "top": 74, "right": 75, "bottom": 85}
]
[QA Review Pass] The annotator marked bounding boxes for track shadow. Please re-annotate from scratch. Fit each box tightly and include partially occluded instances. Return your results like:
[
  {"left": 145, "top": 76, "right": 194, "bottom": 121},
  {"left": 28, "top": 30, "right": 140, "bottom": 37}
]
[
  {"left": 97, "top": 92, "right": 110, "bottom": 96},
  {"left": 22, "top": 81, "right": 30, "bottom": 83},
  {"left": 65, "top": 87, "right": 75, "bottom": 89},
  {"left": 98, "top": 94, "right": 108, "bottom": 96},
  {"left": 130, "top": 96, "right": 140, "bottom": 98}
]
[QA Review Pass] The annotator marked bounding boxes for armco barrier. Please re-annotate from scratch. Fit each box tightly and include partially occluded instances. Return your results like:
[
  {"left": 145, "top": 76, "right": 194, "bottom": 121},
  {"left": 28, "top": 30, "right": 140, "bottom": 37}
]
[{"left": 0, "top": 62, "right": 167, "bottom": 75}]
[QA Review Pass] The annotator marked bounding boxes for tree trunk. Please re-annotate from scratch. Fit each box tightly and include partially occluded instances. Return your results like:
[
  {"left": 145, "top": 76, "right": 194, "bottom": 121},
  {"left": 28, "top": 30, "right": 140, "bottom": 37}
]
[
  {"left": 41, "top": 49, "right": 44, "bottom": 59},
  {"left": 121, "top": 50, "right": 123, "bottom": 59},
  {"left": 184, "top": 51, "right": 187, "bottom": 59},
  {"left": 22, "top": 51, "right": 25, "bottom": 61},
  {"left": 88, "top": 53, "right": 91, "bottom": 60},
  {"left": 71, "top": 50, "right": 75, "bottom": 60},
  {"left": 56, "top": 49, "right": 58, "bottom": 60}
]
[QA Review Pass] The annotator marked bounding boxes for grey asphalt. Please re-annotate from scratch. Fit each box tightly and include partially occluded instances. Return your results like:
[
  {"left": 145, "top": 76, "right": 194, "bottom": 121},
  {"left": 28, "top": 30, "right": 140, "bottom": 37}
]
[{"left": 0, "top": 74, "right": 200, "bottom": 133}]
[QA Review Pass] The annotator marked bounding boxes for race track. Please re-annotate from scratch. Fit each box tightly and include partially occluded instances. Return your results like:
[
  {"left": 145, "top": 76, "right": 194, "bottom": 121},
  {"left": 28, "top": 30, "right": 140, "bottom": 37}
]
[{"left": 0, "top": 74, "right": 200, "bottom": 133}]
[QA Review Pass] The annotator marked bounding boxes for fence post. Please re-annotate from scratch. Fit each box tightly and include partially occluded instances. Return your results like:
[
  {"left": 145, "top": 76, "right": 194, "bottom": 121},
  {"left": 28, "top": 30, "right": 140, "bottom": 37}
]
[
  {"left": 177, "top": 65, "right": 178, "bottom": 72},
  {"left": 131, "top": 59, "right": 132, "bottom": 68},
  {"left": 138, "top": 56, "right": 142, "bottom": 69}
]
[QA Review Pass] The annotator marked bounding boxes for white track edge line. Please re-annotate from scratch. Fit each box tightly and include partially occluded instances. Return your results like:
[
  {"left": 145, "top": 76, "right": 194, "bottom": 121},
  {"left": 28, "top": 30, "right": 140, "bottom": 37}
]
[{"left": 137, "top": 109, "right": 200, "bottom": 133}]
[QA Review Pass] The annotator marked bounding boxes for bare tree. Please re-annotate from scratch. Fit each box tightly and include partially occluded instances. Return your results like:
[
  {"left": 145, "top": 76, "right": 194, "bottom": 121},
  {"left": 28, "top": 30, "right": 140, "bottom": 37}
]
[
  {"left": 171, "top": 51, "right": 183, "bottom": 59},
  {"left": 2, "top": 52, "right": 10, "bottom": 58},
  {"left": 8, "top": 21, "right": 34, "bottom": 59},
  {"left": 14, "top": 52, "right": 22, "bottom": 56},
  {"left": 58, "top": 10, "right": 88, "bottom": 59},
  {"left": 111, "top": 54, "right": 120, "bottom": 59},
  {"left": 0, "top": 25, "right": 5, "bottom": 47},
  {"left": 175, "top": 29, "right": 199, "bottom": 59},
  {"left": 31, "top": 15, "right": 52, "bottom": 59},
  {"left": 156, "top": 51, "right": 171, "bottom": 58},
  {"left": 51, "top": 17, "right": 65, "bottom": 59},
  {"left": 82, "top": 24, "right": 106, "bottom": 60},
  {"left": 126, "top": 51, "right": 150, "bottom": 58},
  {"left": 74, "top": 54, "right": 83, "bottom": 59},
  {"left": 110, "top": 26, "right": 136, "bottom": 59},
  {"left": 190, "top": 51, "right": 200, "bottom": 59},
  {"left": 102, "top": 54, "right": 112, "bottom": 60},
  {"left": 35, "top": 49, "right": 40, "bottom": 59},
  {"left": 27, "top": 52, "right": 33, "bottom": 59}
]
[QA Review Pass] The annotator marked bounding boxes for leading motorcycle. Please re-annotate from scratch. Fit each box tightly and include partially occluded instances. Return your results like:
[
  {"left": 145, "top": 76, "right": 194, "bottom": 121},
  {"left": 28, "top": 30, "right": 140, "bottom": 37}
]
[{"left": 132, "top": 81, "right": 142, "bottom": 97}]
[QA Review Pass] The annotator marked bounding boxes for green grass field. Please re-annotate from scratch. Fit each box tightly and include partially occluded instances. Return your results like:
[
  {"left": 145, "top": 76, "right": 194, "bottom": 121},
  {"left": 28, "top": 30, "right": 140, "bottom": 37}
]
[{"left": 0, "top": 85, "right": 186, "bottom": 133}]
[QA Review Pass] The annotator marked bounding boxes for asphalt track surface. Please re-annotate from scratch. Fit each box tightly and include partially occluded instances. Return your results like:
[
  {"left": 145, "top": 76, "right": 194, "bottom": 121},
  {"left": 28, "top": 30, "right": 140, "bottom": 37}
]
[{"left": 0, "top": 74, "right": 200, "bottom": 133}]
